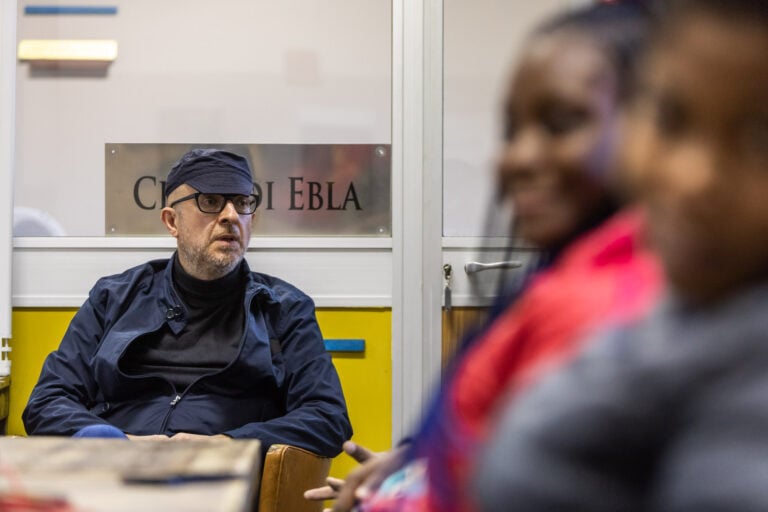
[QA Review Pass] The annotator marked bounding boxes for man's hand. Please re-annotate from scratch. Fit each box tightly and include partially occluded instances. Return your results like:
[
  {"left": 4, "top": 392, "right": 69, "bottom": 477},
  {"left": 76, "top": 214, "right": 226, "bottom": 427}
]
[
  {"left": 126, "top": 433, "right": 230, "bottom": 441},
  {"left": 171, "top": 433, "right": 231, "bottom": 441},
  {"left": 126, "top": 434, "right": 170, "bottom": 441}
]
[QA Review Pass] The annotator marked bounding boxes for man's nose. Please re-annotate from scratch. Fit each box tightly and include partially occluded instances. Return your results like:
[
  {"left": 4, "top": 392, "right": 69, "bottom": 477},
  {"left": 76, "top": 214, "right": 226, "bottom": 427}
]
[{"left": 218, "top": 200, "right": 240, "bottom": 222}]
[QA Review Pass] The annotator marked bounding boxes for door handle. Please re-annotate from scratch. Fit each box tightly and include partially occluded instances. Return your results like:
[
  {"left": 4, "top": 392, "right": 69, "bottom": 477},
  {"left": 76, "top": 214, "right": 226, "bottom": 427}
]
[{"left": 464, "top": 261, "right": 522, "bottom": 275}]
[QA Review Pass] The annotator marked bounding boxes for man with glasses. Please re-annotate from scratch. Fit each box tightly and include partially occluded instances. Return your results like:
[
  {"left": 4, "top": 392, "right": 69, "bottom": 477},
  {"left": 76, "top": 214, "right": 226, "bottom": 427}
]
[{"left": 23, "top": 149, "right": 352, "bottom": 458}]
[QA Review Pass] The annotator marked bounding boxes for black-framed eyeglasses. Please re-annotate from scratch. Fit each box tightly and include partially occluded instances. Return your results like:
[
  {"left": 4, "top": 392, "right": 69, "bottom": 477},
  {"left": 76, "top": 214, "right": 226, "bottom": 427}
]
[{"left": 169, "top": 193, "right": 260, "bottom": 215}]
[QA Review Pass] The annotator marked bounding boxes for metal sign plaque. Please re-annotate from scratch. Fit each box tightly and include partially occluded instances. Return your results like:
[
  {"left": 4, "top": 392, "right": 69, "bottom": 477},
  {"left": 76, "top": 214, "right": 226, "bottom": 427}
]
[{"left": 105, "top": 143, "right": 391, "bottom": 236}]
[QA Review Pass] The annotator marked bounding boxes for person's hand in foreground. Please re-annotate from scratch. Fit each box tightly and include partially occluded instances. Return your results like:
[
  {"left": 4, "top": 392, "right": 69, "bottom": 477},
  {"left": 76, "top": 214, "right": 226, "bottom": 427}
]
[
  {"left": 304, "top": 441, "right": 379, "bottom": 502},
  {"left": 304, "top": 440, "right": 407, "bottom": 512}
]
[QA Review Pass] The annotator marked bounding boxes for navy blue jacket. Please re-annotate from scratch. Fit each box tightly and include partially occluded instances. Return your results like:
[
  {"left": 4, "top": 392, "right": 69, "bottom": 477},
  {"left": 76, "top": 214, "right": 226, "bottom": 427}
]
[{"left": 22, "top": 257, "right": 352, "bottom": 457}]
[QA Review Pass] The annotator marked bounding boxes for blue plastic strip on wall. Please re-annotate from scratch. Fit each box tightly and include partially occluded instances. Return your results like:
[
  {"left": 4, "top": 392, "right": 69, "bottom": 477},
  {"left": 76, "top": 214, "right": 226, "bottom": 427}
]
[
  {"left": 24, "top": 6, "right": 118, "bottom": 15},
  {"left": 324, "top": 339, "right": 365, "bottom": 352}
]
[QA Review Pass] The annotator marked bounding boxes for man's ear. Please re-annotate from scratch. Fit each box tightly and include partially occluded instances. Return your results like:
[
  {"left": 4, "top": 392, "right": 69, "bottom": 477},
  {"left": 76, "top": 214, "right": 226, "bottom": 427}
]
[{"left": 161, "top": 207, "right": 179, "bottom": 238}]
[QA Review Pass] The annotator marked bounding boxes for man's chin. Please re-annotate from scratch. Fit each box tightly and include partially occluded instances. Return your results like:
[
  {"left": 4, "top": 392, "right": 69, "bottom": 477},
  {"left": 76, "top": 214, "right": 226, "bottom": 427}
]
[
  {"left": 207, "top": 251, "right": 244, "bottom": 272},
  {"left": 211, "top": 244, "right": 243, "bottom": 257}
]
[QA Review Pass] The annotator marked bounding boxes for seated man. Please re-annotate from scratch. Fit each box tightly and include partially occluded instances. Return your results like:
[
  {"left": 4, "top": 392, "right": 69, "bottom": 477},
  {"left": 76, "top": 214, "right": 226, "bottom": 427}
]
[{"left": 23, "top": 148, "right": 352, "bottom": 457}]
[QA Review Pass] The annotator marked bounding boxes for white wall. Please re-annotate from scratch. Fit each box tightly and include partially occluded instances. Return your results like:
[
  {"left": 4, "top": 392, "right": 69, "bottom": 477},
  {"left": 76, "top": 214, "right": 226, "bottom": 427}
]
[{"left": 0, "top": 1, "right": 16, "bottom": 338}]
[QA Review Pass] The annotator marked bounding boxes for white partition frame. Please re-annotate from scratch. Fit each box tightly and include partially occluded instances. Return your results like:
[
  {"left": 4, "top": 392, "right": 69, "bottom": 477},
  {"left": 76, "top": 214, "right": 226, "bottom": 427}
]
[
  {"left": 390, "top": 0, "right": 444, "bottom": 441},
  {"left": 0, "top": 1, "right": 16, "bottom": 340},
  {"left": 13, "top": 237, "right": 393, "bottom": 308}
]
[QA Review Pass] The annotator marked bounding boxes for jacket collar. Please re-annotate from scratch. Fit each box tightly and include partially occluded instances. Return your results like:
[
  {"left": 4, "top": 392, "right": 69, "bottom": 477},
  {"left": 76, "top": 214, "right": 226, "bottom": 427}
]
[{"left": 158, "top": 254, "right": 279, "bottom": 334}]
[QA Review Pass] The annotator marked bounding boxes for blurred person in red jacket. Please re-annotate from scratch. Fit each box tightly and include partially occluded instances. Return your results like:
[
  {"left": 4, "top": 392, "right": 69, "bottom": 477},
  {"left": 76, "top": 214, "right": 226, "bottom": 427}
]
[
  {"left": 306, "top": 2, "right": 661, "bottom": 511},
  {"left": 474, "top": 1, "right": 768, "bottom": 510}
]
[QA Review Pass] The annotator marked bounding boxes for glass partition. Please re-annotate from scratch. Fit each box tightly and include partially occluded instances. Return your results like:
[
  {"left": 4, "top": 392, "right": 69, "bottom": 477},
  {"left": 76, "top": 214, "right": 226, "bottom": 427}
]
[
  {"left": 14, "top": 0, "right": 392, "bottom": 236},
  {"left": 443, "top": 0, "right": 575, "bottom": 238}
]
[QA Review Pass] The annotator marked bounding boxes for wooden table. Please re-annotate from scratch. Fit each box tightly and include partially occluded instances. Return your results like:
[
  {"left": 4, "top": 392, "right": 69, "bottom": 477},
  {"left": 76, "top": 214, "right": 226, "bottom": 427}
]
[{"left": 0, "top": 436, "right": 261, "bottom": 512}]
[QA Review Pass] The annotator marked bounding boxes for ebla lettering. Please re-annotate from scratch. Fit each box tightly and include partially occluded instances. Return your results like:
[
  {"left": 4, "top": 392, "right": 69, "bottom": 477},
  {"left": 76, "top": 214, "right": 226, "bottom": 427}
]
[
  {"left": 131, "top": 176, "right": 363, "bottom": 212},
  {"left": 288, "top": 177, "right": 362, "bottom": 211}
]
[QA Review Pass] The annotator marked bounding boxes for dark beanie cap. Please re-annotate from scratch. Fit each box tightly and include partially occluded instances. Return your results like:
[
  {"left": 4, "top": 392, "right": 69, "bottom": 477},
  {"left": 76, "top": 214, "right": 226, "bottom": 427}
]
[{"left": 165, "top": 148, "right": 254, "bottom": 197}]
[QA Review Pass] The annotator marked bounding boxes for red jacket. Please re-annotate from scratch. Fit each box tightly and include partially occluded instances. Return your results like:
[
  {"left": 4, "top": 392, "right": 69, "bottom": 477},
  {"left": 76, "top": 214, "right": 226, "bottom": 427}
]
[{"left": 429, "top": 209, "right": 662, "bottom": 512}]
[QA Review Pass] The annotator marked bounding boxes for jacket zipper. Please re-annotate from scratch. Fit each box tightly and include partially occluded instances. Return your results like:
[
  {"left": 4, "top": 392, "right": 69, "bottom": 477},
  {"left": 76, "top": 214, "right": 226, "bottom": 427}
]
[
  {"left": 160, "top": 393, "right": 183, "bottom": 432},
  {"left": 158, "top": 283, "right": 257, "bottom": 434}
]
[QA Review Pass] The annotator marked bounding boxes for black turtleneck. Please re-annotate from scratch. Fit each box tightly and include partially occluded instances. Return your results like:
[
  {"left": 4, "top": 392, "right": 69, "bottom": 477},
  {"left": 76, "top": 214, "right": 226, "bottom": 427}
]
[{"left": 120, "top": 257, "right": 247, "bottom": 391}]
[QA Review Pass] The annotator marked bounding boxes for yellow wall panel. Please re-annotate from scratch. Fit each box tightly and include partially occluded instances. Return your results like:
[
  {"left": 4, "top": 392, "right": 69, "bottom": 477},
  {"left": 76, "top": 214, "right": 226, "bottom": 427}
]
[
  {"left": 9, "top": 308, "right": 391, "bottom": 482},
  {"left": 316, "top": 308, "right": 392, "bottom": 480},
  {"left": 9, "top": 308, "right": 77, "bottom": 437}
]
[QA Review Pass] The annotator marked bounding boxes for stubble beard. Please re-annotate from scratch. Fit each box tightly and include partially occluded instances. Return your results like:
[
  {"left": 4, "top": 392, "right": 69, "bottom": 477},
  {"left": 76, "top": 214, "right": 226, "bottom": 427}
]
[{"left": 179, "top": 242, "right": 243, "bottom": 280}]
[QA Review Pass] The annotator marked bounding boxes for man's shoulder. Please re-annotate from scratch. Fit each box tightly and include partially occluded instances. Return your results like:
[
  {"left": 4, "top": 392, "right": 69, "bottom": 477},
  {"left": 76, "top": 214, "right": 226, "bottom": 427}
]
[
  {"left": 246, "top": 271, "right": 313, "bottom": 307},
  {"left": 91, "top": 258, "right": 169, "bottom": 293}
]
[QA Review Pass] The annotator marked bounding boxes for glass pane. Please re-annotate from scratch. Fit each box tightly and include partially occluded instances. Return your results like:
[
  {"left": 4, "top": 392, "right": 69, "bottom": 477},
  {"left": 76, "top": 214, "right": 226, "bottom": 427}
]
[
  {"left": 14, "top": 0, "right": 391, "bottom": 236},
  {"left": 443, "top": 0, "right": 575, "bottom": 237}
]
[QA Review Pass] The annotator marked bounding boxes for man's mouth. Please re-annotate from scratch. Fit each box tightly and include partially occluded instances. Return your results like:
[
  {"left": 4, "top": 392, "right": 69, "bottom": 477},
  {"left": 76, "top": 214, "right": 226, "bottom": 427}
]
[{"left": 215, "top": 234, "right": 240, "bottom": 243}]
